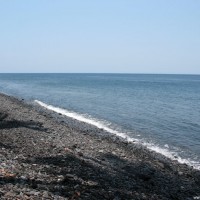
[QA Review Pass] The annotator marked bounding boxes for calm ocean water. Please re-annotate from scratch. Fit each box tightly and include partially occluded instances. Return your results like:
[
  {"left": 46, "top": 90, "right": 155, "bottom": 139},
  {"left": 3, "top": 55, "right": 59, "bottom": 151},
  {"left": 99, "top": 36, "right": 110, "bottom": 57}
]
[{"left": 0, "top": 73, "right": 200, "bottom": 169}]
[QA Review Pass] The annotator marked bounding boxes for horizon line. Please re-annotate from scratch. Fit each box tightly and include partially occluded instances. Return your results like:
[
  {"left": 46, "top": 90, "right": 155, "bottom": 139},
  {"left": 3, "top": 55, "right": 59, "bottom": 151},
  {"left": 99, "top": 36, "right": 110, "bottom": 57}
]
[{"left": 0, "top": 72, "right": 200, "bottom": 75}]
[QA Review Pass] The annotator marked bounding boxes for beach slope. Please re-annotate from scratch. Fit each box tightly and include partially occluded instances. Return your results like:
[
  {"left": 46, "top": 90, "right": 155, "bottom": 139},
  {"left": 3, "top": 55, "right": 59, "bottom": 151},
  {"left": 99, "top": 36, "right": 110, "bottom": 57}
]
[{"left": 0, "top": 93, "right": 200, "bottom": 199}]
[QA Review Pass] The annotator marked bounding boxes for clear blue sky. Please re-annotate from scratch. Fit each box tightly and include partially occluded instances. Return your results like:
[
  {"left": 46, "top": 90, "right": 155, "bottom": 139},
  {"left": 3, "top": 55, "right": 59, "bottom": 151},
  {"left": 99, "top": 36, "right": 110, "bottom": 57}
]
[{"left": 0, "top": 0, "right": 200, "bottom": 74}]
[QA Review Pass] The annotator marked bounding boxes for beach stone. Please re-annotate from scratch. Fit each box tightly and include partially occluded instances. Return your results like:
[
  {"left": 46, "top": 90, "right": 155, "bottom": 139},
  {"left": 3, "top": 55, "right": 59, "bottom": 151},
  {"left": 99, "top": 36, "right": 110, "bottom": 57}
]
[
  {"left": 27, "top": 191, "right": 40, "bottom": 196},
  {"left": 157, "top": 162, "right": 165, "bottom": 169},
  {"left": 178, "top": 171, "right": 183, "bottom": 175},
  {"left": 112, "top": 151, "right": 116, "bottom": 155},
  {"left": 78, "top": 152, "right": 83, "bottom": 156},
  {"left": 65, "top": 174, "right": 74, "bottom": 178},
  {"left": 20, "top": 175, "right": 27, "bottom": 180},
  {"left": 29, "top": 157, "right": 36, "bottom": 162},
  {"left": 74, "top": 184, "right": 79, "bottom": 189},
  {"left": 4, "top": 191, "right": 16, "bottom": 197},
  {"left": 43, "top": 191, "right": 49, "bottom": 198},
  {"left": 72, "top": 144, "right": 78, "bottom": 149}
]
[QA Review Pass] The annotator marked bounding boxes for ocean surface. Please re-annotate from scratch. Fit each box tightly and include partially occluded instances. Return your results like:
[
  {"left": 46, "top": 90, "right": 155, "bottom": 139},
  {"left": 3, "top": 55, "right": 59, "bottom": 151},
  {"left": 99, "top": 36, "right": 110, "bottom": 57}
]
[{"left": 0, "top": 73, "right": 200, "bottom": 169}]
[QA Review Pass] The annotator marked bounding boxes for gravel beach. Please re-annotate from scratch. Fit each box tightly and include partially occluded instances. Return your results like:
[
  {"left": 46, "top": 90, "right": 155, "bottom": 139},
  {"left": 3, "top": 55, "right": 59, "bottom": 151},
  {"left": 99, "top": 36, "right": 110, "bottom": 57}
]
[{"left": 0, "top": 93, "right": 200, "bottom": 200}]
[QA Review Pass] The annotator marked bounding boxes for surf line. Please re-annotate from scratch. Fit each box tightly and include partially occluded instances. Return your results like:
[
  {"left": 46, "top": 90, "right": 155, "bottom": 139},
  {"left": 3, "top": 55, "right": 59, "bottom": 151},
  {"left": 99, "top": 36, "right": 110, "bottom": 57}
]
[{"left": 34, "top": 100, "right": 200, "bottom": 170}]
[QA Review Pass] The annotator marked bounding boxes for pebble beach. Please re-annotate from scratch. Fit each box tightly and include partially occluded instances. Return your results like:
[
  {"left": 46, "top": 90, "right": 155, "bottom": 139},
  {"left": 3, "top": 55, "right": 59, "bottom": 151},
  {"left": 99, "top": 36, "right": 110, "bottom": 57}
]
[{"left": 0, "top": 93, "right": 200, "bottom": 200}]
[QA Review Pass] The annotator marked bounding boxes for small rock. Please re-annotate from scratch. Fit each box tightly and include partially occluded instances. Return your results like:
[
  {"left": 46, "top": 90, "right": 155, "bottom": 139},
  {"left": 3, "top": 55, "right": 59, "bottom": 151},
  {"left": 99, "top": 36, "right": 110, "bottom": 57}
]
[
  {"left": 178, "top": 171, "right": 183, "bottom": 175},
  {"left": 58, "top": 175, "right": 64, "bottom": 179},
  {"left": 72, "top": 144, "right": 78, "bottom": 149},
  {"left": 43, "top": 191, "right": 49, "bottom": 198},
  {"left": 157, "top": 162, "right": 165, "bottom": 169},
  {"left": 78, "top": 152, "right": 83, "bottom": 156},
  {"left": 28, "top": 191, "right": 40, "bottom": 196},
  {"left": 30, "top": 158, "right": 36, "bottom": 162},
  {"left": 174, "top": 156, "right": 178, "bottom": 159},
  {"left": 20, "top": 175, "right": 27, "bottom": 180},
  {"left": 86, "top": 180, "right": 98, "bottom": 186},
  {"left": 5, "top": 191, "right": 16, "bottom": 197},
  {"left": 65, "top": 174, "right": 74, "bottom": 178},
  {"left": 19, "top": 192, "right": 24, "bottom": 196},
  {"left": 74, "top": 184, "right": 79, "bottom": 189}
]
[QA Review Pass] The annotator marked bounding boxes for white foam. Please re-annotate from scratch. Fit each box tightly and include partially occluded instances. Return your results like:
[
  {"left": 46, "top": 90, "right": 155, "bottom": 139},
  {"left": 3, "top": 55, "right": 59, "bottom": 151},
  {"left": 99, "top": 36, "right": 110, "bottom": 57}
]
[
  {"left": 35, "top": 100, "right": 200, "bottom": 170},
  {"left": 143, "top": 142, "right": 200, "bottom": 170},
  {"left": 164, "top": 144, "right": 169, "bottom": 148},
  {"left": 34, "top": 100, "right": 137, "bottom": 142}
]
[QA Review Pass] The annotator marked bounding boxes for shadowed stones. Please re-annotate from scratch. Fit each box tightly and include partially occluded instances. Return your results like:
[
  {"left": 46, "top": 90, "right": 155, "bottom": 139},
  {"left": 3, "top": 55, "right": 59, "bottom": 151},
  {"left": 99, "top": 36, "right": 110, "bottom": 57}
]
[
  {"left": 121, "top": 163, "right": 156, "bottom": 182},
  {"left": 0, "top": 116, "right": 47, "bottom": 132},
  {"left": 0, "top": 112, "right": 8, "bottom": 121}
]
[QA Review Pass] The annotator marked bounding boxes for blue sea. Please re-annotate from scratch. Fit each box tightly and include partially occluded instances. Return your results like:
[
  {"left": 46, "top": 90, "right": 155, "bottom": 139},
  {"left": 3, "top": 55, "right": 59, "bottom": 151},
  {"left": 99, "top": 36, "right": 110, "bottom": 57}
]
[{"left": 0, "top": 73, "right": 200, "bottom": 169}]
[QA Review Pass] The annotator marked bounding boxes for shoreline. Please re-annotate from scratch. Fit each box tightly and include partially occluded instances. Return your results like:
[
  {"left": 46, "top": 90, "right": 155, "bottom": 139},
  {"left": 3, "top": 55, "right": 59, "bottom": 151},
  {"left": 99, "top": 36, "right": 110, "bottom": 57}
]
[
  {"left": 0, "top": 93, "right": 200, "bottom": 199},
  {"left": 34, "top": 99, "right": 200, "bottom": 170}
]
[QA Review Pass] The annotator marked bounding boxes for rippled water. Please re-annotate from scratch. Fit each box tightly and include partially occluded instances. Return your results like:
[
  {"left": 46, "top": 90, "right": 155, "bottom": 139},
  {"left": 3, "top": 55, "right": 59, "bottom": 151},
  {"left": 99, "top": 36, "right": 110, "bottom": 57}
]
[{"left": 0, "top": 73, "right": 199, "bottom": 169}]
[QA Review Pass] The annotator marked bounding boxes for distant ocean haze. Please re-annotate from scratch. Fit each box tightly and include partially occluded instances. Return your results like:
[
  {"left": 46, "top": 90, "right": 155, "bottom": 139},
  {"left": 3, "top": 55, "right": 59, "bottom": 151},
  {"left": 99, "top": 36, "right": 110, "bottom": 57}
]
[{"left": 0, "top": 73, "right": 200, "bottom": 169}]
